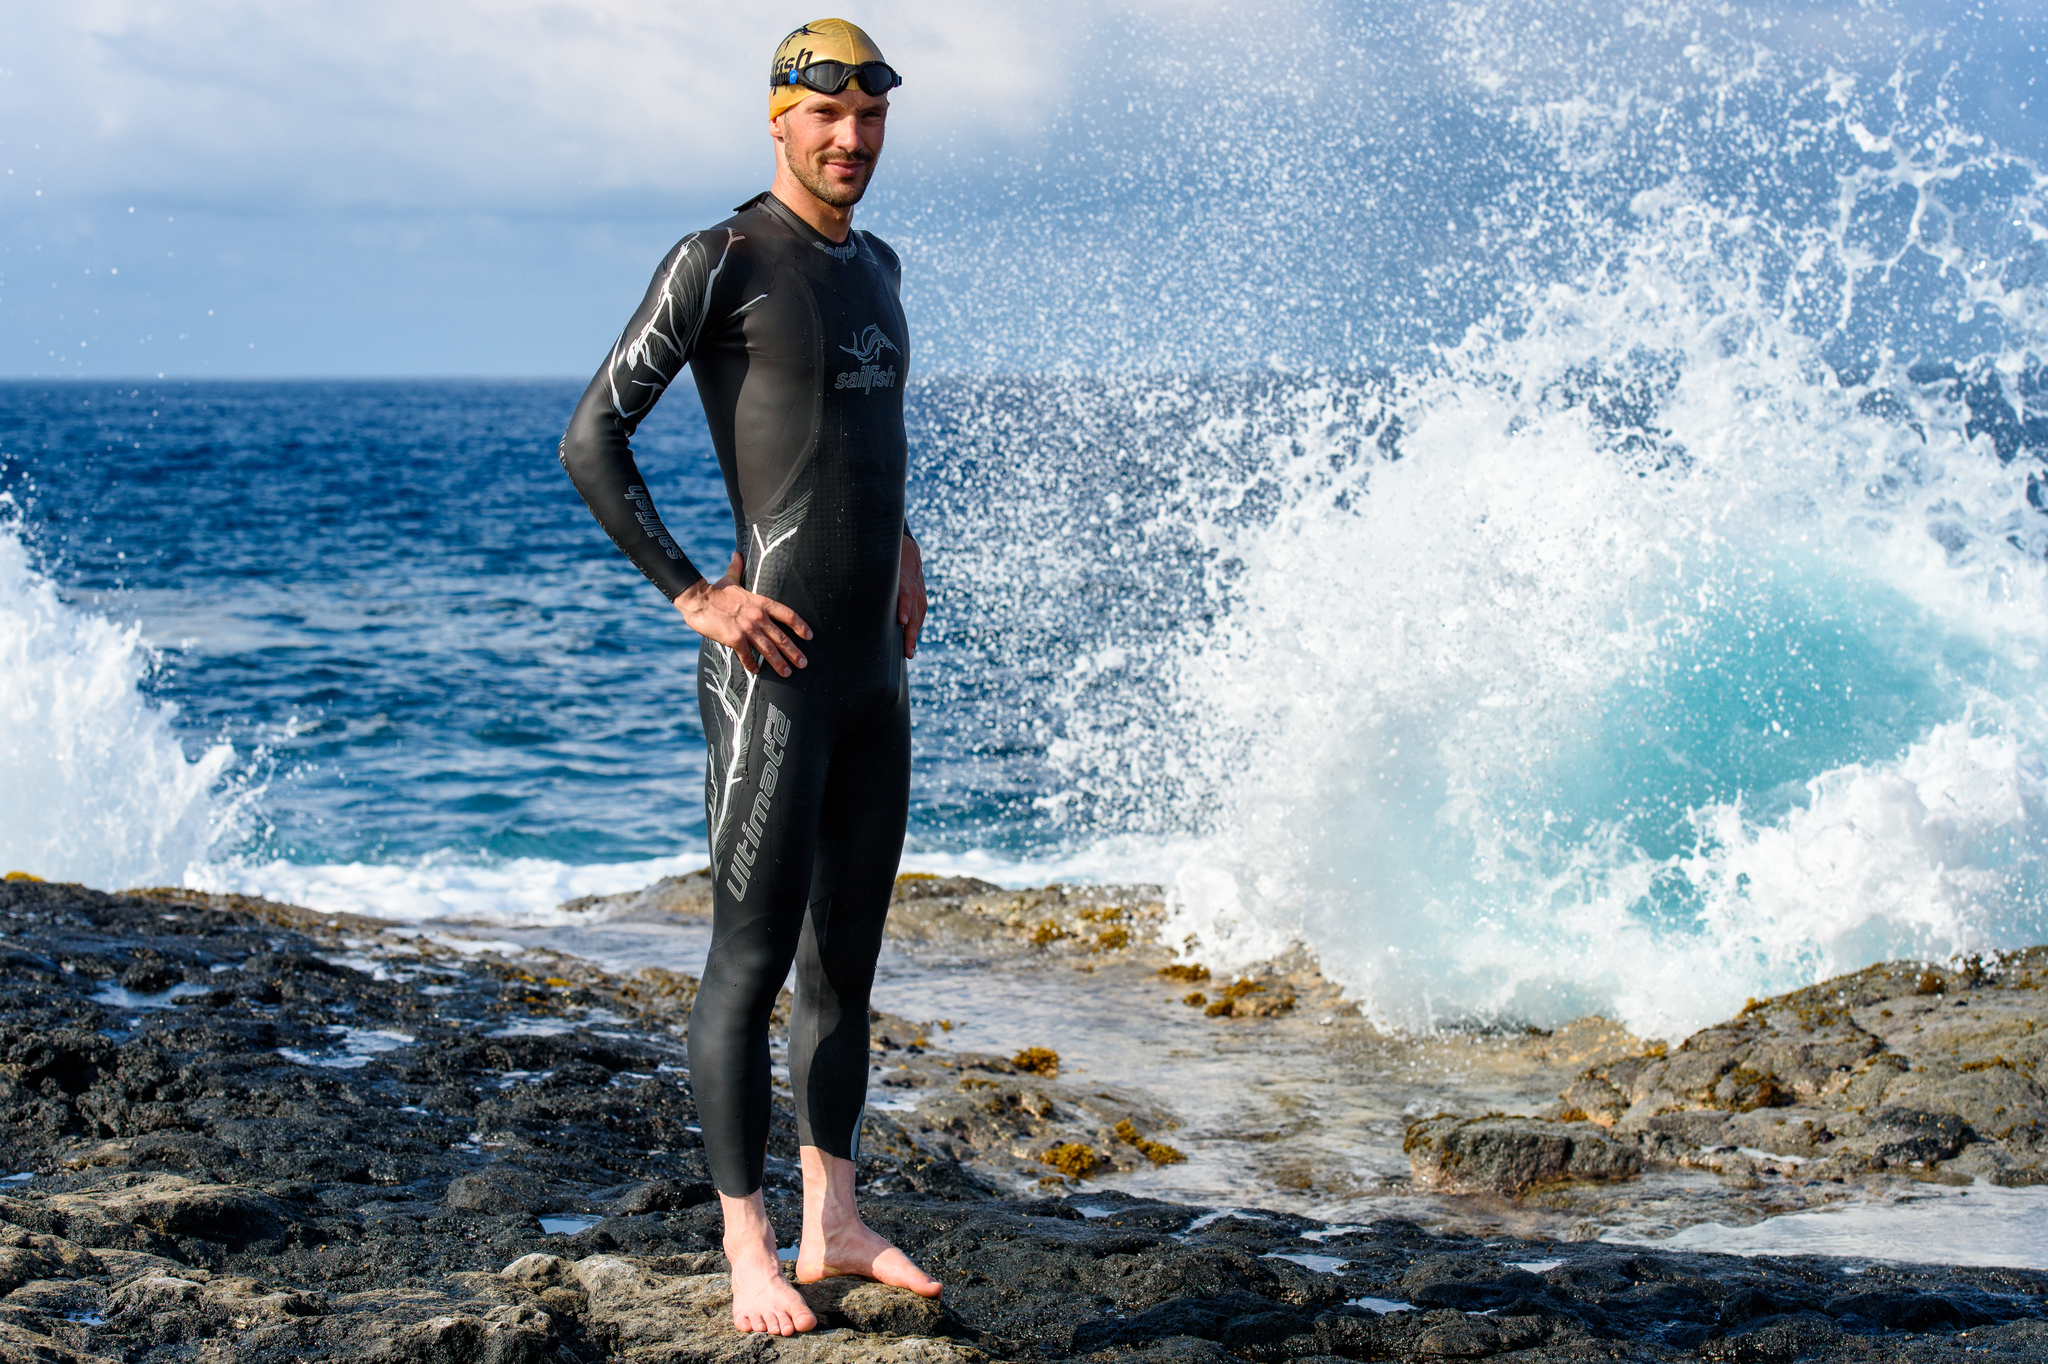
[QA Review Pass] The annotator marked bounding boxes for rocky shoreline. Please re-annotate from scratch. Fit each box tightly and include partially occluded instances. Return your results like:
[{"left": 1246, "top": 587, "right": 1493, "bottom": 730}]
[{"left": 1, "top": 876, "right": 2045, "bottom": 1362}]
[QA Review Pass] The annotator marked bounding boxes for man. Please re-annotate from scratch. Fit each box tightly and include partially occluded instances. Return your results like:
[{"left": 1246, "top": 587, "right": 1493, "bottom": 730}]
[{"left": 558, "top": 18, "right": 936, "bottom": 1337}]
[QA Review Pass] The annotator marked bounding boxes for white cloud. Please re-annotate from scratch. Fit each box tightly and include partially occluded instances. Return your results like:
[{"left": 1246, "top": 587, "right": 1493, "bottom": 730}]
[{"left": 6, "top": 1, "right": 1098, "bottom": 214}]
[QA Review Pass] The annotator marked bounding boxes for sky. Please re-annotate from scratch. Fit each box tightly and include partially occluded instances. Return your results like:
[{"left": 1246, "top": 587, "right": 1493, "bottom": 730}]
[
  {"left": 2, "top": 2, "right": 1091, "bottom": 377},
  {"left": 3, "top": 0, "right": 2043, "bottom": 379}
]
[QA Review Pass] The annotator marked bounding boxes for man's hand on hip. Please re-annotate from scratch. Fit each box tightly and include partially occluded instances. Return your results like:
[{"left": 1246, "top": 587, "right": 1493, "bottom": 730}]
[
  {"left": 898, "top": 535, "right": 927, "bottom": 659},
  {"left": 675, "top": 552, "right": 812, "bottom": 677}
]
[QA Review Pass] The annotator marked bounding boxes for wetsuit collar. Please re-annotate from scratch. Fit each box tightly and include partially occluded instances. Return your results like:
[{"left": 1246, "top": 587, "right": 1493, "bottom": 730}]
[{"left": 740, "top": 191, "right": 859, "bottom": 255}]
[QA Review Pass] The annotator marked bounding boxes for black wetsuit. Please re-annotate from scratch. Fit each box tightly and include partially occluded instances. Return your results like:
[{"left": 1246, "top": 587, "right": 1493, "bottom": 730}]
[{"left": 559, "top": 191, "right": 911, "bottom": 1197}]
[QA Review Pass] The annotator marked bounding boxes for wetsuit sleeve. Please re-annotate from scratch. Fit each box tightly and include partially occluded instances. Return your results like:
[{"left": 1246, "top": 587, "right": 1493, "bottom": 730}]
[{"left": 559, "top": 232, "right": 733, "bottom": 600}]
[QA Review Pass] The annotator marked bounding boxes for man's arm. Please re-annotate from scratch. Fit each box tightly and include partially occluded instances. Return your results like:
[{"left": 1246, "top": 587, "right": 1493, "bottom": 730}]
[
  {"left": 558, "top": 232, "right": 730, "bottom": 599},
  {"left": 559, "top": 231, "right": 810, "bottom": 676}
]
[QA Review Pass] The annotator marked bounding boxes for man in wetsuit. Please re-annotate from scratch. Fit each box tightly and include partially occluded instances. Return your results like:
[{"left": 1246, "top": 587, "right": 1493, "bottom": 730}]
[{"left": 558, "top": 18, "right": 936, "bottom": 1337}]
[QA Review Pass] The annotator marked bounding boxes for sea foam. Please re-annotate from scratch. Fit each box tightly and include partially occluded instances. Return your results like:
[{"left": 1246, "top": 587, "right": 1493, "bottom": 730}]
[
  {"left": 0, "top": 519, "right": 245, "bottom": 887},
  {"left": 910, "top": 6, "right": 2048, "bottom": 1040}
]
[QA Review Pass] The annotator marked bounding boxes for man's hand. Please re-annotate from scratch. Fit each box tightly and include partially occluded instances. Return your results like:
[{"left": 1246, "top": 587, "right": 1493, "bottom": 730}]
[
  {"left": 898, "top": 535, "right": 927, "bottom": 659},
  {"left": 674, "top": 552, "right": 812, "bottom": 677}
]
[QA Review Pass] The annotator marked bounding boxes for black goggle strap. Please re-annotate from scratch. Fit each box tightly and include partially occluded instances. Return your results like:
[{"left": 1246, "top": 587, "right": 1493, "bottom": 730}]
[{"left": 779, "top": 60, "right": 902, "bottom": 96}]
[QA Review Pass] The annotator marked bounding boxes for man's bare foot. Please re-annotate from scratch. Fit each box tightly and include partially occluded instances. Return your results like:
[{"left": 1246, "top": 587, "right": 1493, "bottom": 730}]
[
  {"left": 794, "top": 1217, "right": 943, "bottom": 1295},
  {"left": 720, "top": 1192, "right": 819, "bottom": 1335},
  {"left": 794, "top": 1146, "right": 942, "bottom": 1296}
]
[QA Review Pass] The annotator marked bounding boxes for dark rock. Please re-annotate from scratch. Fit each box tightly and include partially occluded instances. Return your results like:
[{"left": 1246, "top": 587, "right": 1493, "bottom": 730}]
[
  {"left": 444, "top": 1166, "right": 548, "bottom": 1216},
  {"left": 1715, "top": 1283, "right": 1825, "bottom": 1328},
  {"left": 1868, "top": 1107, "right": 1975, "bottom": 1167},
  {"left": 1542, "top": 949, "right": 2048, "bottom": 1183},
  {"left": 0, "top": 1241, "right": 76, "bottom": 1296},
  {"left": 1096, "top": 1338, "right": 1241, "bottom": 1363},
  {"left": 1401, "top": 1256, "right": 1547, "bottom": 1310},
  {"left": 1823, "top": 1286, "right": 2000, "bottom": 1330},
  {"left": 614, "top": 1177, "right": 717, "bottom": 1214},
  {"left": 1703, "top": 1310, "right": 1843, "bottom": 1361},
  {"left": 1412, "top": 1308, "right": 1502, "bottom": 1358},
  {"left": 1404, "top": 1114, "right": 1641, "bottom": 1195},
  {"left": 0, "top": 880, "right": 2045, "bottom": 1363},
  {"left": 1071, "top": 1290, "right": 1281, "bottom": 1352},
  {"left": 1218, "top": 1306, "right": 1316, "bottom": 1357},
  {"left": 5, "top": 1029, "right": 115, "bottom": 1098}
]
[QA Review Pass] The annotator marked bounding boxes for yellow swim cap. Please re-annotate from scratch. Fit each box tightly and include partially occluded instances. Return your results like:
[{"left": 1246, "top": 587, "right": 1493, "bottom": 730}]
[{"left": 769, "top": 19, "right": 891, "bottom": 120}]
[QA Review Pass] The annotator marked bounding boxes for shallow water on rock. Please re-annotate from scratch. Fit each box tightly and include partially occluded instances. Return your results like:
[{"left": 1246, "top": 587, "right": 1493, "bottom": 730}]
[
  {"left": 478, "top": 914, "right": 2048, "bottom": 1269},
  {"left": 88, "top": 981, "right": 212, "bottom": 1010},
  {"left": 1608, "top": 1181, "right": 2048, "bottom": 1270}
]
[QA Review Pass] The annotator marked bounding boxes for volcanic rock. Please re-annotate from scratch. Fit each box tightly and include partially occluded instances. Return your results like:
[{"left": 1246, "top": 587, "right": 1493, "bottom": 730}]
[
  {"left": 1534, "top": 951, "right": 2048, "bottom": 1186},
  {"left": 1403, "top": 1115, "right": 1642, "bottom": 1195},
  {"left": 0, "top": 879, "right": 2045, "bottom": 1362}
]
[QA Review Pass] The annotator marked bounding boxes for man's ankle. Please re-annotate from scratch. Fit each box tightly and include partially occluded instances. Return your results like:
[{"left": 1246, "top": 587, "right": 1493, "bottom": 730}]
[
  {"left": 808, "top": 1203, "right": 866, "bottom": 1235},
  {"left": 725, "top": 1224, "right": 778, "bottom": 1255}
]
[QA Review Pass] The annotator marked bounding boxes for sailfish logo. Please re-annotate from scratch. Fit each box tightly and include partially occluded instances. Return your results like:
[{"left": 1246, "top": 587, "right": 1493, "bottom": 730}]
[
  {"left": 839, "top": 325, "right": 899, "bottom": 364},
  {"left": 834, "top": 324, "right": 901, "bottom": 392}
]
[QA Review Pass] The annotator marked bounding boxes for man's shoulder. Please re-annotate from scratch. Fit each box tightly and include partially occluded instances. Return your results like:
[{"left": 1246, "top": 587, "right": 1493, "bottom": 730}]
[
  {"left": 643, "top": 215, "right": 769, "bottom": 291},
  {"left": 664, "top": 214, "right": 755, "bottom": 259},
  {"left": 857, "top": 231, "right": 900, "bottom": 274}
]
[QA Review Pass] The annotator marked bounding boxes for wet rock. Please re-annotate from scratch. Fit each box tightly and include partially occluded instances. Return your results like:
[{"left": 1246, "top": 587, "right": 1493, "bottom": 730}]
[
  {"left": 1399, "top": 1257, "right": 1548, "bottom": 1311},
  {"left": 868, "top": 1058, "right": 1182, "bottom": 1187},
  {"left": 555, "top": 869, "right": 716, "bottom": 922},
  {"left": 1404, "top": 1115, "right": 1641, "bottom": 1195},
  {"left": 1544, "top": 948, "right": 2048, "bottom": 1186},
  {"left": 3, "top": 880, "right": 2047, "bottom": 1362},
  {"left": 1412, "top": 1308, "right": 1507, "bottom": 1358},
  {"left": 1714, "top": 1283, "right": 1826, "bottom": 1328},
  {"left": 1703, "top": 1311, "right": 1843, "bottom": 1362},
  {"left": 1087, "top": 1338, "right": 1240, "bottom": 1362},
  {"left": 613, "top": 1178, "right": 717, "bottom": 1215},
  {"left": 1864, "top": 1107, "right": 1976, "bottom": 1168},
  {"left": 444, "top": 1168, "right": 548, "bottom": 1217}
]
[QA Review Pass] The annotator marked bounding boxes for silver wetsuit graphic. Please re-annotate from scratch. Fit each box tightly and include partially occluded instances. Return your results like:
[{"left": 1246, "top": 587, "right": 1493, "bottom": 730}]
[{"left": 559, "top": 191, "right": 912, "bottom": 1197}]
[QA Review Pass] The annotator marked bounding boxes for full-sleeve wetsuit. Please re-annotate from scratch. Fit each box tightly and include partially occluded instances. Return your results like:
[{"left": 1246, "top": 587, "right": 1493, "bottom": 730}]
[{"left": 559, "top": 191, "right": 911, "bottom": 1197}]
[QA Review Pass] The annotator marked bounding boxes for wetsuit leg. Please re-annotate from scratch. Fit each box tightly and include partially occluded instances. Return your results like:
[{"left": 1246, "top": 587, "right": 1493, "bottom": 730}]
[
  {"left": 688, "top": 651, "right": 835, "bottom": 1197},
  {"left": 687, "top": 647, "right": 910, "bottom": 1195},
  {"left": 790, "top": 669, "right": 911, "bottom": 1160}
]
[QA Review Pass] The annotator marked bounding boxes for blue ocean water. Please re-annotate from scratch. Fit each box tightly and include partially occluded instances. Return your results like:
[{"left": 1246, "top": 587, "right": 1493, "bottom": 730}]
[
  {"left": 0, "top": 380, "right": 1051, "bottom": 868},
  {"left": 7, "top": 0, "right": 2048, "bottom": 1041}
]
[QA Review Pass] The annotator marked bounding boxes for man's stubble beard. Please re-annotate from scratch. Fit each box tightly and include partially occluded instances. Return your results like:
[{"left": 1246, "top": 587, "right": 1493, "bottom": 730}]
[{"left": 787, "top": 143, "right": 875, "bottom": 209}]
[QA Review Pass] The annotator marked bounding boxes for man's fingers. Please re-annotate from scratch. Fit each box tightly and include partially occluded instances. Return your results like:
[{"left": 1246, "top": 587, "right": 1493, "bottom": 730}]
[
  {"left": 763, "top": 598, "right": 813, "bottom": 640},
  {"left": 753, "top": 629, "right": 797, "bottom": 675},
  {"left": 899, "top": 585, "right": 924, "bottom": 658},
  {"left": 750, "top": 612, "right": 802, "bottom": 663},
  {"left": 741, "top": 613, "right": 804, "bottom": 674}
]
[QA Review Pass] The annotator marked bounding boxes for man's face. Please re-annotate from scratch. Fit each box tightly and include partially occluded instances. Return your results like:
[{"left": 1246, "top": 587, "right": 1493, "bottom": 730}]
[{"left": 772, "top": 87, "right": 889, "bottom": 208}]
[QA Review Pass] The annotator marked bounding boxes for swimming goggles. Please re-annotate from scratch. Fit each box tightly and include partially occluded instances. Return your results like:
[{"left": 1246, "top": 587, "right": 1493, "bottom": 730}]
[{"left": 776, "top": 60, "right": 903, "bottom": 97}]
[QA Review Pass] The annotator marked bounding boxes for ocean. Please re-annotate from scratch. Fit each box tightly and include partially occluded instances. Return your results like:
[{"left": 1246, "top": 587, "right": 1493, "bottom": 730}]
[{"left": 6, "top": 0, "right": 2048, "bottom": 1056}]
